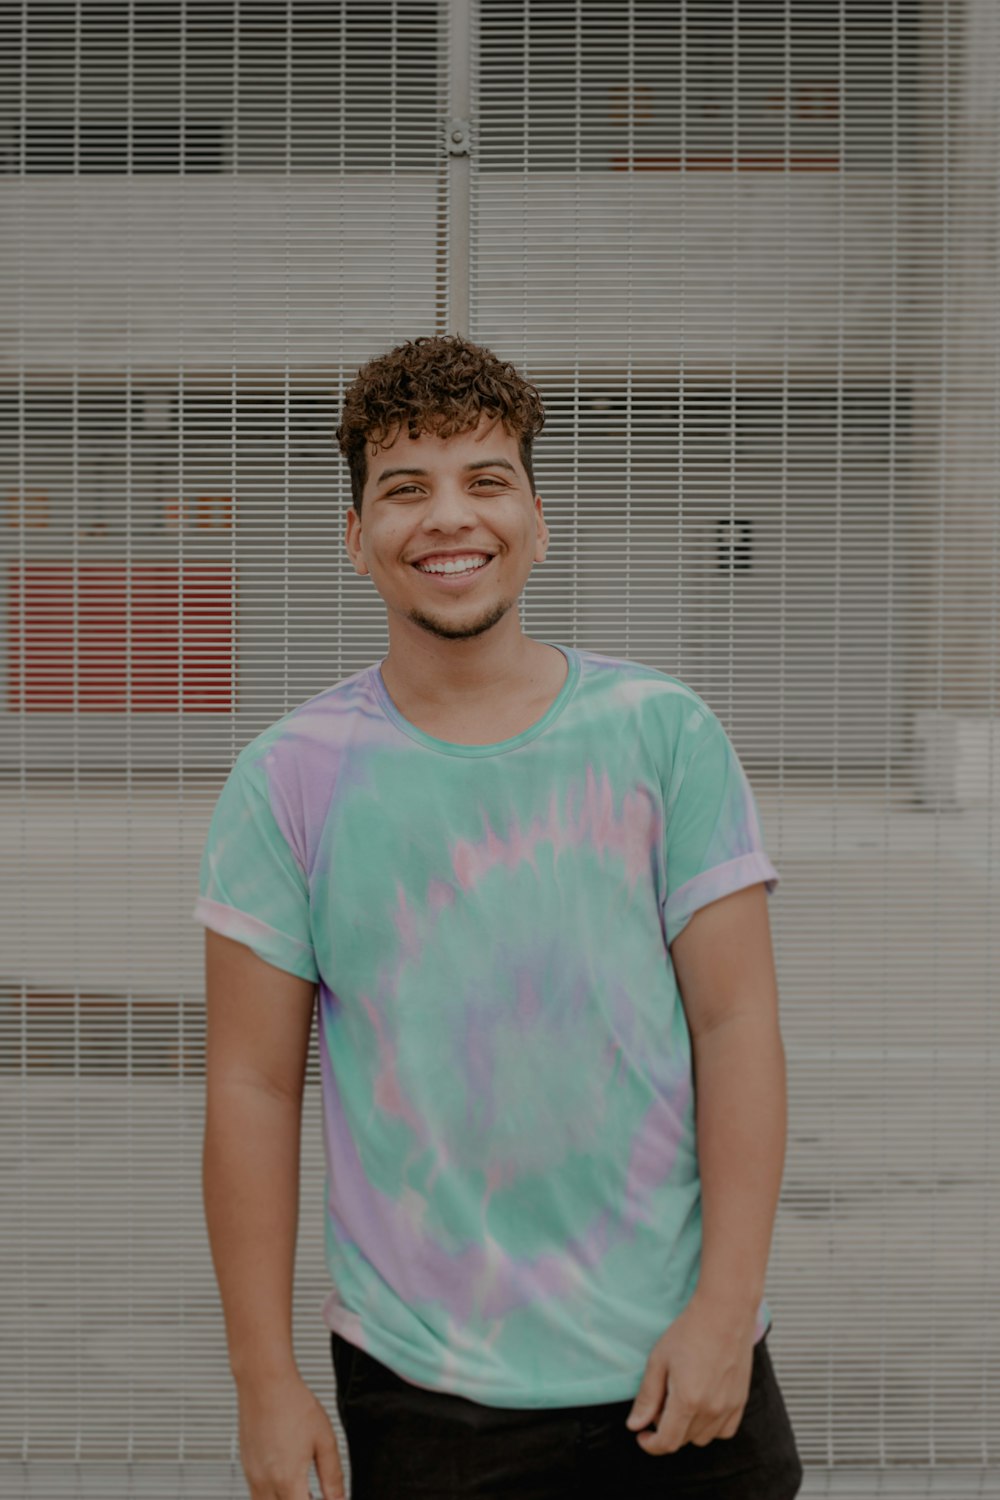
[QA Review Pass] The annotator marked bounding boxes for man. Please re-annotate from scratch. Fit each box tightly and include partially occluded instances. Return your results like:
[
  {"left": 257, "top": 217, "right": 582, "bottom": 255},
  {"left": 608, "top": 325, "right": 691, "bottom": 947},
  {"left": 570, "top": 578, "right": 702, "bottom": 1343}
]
[{"left": 197, "top": 334, "right": 804, "bottom": 1499}]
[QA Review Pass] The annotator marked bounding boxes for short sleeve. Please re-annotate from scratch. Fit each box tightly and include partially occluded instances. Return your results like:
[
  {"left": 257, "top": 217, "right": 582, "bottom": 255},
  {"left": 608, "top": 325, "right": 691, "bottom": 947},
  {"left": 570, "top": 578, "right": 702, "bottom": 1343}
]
[
  {"left": 192, "top": 753, "right": 319, "bottom": 983},
  {"left": 662, "top": 706, "right": 780, "bottom": 948}
]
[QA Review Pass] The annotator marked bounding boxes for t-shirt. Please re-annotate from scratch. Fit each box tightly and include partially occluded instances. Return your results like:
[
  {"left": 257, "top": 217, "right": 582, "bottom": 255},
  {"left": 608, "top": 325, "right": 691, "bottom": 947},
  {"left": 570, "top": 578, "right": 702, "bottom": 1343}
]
[{"left": 193, "top": 642, "right": 781, "bottom": 1409}]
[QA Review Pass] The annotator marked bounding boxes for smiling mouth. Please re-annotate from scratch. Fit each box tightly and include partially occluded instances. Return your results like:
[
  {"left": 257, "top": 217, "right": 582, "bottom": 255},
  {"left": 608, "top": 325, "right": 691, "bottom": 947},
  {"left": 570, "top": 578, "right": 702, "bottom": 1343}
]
[{"left": 411, "top": 556, "right": 495, "bottom": 579}]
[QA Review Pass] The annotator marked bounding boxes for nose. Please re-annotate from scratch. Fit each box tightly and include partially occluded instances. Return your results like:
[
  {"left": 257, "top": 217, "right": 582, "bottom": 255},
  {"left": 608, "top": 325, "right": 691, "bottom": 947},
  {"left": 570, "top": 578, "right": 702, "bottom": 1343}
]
[{"left": 414, "top": 484, "right": 487, "bottom": 537}]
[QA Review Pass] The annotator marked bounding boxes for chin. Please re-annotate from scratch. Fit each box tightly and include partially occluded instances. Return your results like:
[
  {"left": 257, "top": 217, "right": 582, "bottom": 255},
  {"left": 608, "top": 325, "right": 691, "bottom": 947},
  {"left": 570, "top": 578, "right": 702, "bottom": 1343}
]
[{"left": 407, "top": 597, "right": 517, "bottom": 640}]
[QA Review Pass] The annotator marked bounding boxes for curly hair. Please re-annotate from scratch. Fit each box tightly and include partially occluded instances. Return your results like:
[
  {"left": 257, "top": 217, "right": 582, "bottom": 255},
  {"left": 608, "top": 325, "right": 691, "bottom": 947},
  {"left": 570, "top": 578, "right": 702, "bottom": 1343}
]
[{"left": 336, "top": 334, "right": 546, "bottom": 516}]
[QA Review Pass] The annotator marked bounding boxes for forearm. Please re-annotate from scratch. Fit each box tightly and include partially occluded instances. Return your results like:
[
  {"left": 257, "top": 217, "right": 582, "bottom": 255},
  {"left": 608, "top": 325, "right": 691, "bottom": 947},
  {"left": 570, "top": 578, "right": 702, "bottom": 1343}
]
[
  {"left": 689, "top": 1013, "right": 787, "bottom": 1319},
  {"left": 203, "top": 1079, "right": 303, "bottom": 1388}
]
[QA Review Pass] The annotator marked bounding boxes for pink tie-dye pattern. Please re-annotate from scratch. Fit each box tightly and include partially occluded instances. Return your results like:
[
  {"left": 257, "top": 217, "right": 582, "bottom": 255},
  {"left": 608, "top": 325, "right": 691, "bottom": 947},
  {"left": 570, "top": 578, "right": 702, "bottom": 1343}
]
[
  {"left": 427, "top": 877, "right": 457, "bottom": 915},
  {"left": 361, "top": 990, "right": 425, "bottom": 1137},
  {"left": 325, "top": 914, "right": 694, "bottom": 1335},
  {"left": 197, "top": 648, "right": 777, "bottom": 1399},
  {"left": 452, "top": 770, "right": 660, "bottom": 897},
  {"left": 391, "top": 879, "right": 423, "bottom": 961},
  {"left": 323, "top": 812, "right": 694, "bottom": 1335}
]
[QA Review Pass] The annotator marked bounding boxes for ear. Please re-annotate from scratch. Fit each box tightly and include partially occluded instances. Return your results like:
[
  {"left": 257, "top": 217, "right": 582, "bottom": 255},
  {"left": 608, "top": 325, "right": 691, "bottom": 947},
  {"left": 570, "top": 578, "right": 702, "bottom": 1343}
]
[
  {"left": 534, "top": 496, "right": 549, "bottom": 561},
  {"left": 345, "top": 506, "right": 369, "bottom": 576}
]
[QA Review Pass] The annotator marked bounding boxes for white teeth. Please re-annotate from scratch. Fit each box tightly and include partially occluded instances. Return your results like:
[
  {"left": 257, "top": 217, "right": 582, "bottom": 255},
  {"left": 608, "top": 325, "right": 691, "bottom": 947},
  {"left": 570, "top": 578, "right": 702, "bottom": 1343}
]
[{"left": 416, "top": 555, "right": 491, "bottom": 575}]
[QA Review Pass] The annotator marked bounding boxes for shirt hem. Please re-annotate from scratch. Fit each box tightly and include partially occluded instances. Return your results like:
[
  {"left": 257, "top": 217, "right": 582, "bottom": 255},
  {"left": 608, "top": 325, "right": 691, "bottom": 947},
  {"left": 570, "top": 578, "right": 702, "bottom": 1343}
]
[{"left": 323, "top": 1303, "right": 774, "bottom": 1411}]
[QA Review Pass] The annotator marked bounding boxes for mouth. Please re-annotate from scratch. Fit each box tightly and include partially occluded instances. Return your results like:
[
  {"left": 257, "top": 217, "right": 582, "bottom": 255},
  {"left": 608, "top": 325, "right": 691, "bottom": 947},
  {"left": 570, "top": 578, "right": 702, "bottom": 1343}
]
[{"left": 410, "top": 555, "right": 496, "bottom": 589}]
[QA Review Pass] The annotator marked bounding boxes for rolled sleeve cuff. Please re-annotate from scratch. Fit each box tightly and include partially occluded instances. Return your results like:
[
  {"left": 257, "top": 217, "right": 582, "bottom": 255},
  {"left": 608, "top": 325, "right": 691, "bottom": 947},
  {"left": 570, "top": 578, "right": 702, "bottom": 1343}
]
[
  {"left": 664, "top": 852, "right": 780, "bottom": 949},
  {"left": 193, "top": 895, "right": 319, "bottom": 983}
]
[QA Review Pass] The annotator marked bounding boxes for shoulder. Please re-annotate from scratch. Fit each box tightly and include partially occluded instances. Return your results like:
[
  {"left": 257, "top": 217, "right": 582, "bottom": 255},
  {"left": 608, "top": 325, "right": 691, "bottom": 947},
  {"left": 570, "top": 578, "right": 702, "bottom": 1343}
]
[
  {"left": 222, "top": 665, "right": 378, "bottom": 874},
  {"left": 573, "top": 647, "right": 720, "bottom": 740},
  {"left": 233, "top": 663, "right": 376, "bottom": 786}
]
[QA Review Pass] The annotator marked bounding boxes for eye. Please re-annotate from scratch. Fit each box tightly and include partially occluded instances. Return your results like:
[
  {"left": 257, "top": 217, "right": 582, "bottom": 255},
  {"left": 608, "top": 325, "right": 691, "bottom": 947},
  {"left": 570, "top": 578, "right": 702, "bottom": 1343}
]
[{"left": 389, "top": 477, "right": 505, "bottom": 496}]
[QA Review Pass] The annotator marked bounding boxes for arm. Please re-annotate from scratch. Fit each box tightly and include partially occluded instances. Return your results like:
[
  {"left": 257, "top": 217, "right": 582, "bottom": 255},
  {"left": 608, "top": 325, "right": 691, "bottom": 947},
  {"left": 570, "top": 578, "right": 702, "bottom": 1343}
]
[
  {"left": 202, "top": 927, "right": 317, "bottom": 1386},
  {"left": 625, "top": 882, "right": 787, "bottom": 1454},
  {"left": 676, "top": 881, "right": 787, "bottom": 1322},
  {"left": 202, "top": 929, "right": 346, "bottom": 1500}
]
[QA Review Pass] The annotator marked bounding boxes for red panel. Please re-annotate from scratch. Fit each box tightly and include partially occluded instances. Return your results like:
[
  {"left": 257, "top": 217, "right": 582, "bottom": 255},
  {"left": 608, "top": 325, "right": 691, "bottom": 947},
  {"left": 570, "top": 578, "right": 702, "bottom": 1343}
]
[{"left": 7, "top": 562, "right": 234, "bottom": 712}]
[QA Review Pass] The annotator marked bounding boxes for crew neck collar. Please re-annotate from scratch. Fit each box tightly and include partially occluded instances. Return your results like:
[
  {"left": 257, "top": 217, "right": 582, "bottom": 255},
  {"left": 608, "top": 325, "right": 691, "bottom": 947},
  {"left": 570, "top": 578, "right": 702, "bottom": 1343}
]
[{"left": 371, "top": 642, "right": 580, "bottom": 758}]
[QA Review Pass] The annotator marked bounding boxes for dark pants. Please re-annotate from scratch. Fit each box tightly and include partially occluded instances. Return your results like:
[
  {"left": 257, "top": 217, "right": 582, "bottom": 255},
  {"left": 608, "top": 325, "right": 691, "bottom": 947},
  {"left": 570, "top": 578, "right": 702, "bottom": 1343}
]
[{"left": 330, "top": 1324, "right": 804, "bottom": 1499}]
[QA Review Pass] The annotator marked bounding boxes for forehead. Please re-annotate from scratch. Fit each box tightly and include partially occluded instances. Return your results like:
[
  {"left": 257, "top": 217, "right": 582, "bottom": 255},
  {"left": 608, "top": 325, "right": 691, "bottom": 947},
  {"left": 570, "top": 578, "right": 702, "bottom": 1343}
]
[{"left": 371, "top": 410, "right": 517, "bottom": 467}]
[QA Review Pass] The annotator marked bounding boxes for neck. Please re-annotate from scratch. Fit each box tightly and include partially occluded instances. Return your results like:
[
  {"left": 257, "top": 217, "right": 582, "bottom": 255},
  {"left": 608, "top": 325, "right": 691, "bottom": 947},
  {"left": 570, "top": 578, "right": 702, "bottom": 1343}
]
[{"left": 381, "top": 629, "right": 548, "bottom": 709}]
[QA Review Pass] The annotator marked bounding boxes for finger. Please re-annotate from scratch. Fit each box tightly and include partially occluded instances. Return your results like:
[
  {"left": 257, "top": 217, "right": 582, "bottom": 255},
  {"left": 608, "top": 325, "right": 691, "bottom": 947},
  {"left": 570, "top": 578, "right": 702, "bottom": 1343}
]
[
  {"left": 625, "top": 1367, "right": 666, "bottom": 1432},
  {"left": 282, "top": 1475, "right": 315, "bottom": 1500},
  {"left": 685, "top": 1397, "right": 745, "bottom": 1448},
  {"left": 639, "top": 1420, "right": 691, "bottom": 1455},
  {"left": 284, "top": 1464, "right": 330, "bottom": 1500},
  {"left": 718, "top": 1407, "right": 744, "bottom": 1440},
  {"left": 314, "top": 1439, "right": 347, "bottom": 1500},
  {"left": 639, "top": 1391, "right": 692, "bottom": 1455},
  {"left": 686, "top": 1415, "right": 727, "bottom": 1447}
]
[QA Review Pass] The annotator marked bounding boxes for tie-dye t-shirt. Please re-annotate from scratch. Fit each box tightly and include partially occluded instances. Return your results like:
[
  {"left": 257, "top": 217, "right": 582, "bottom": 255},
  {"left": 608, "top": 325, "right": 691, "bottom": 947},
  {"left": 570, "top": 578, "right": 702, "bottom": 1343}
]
[{"left": 193, "top": 642, "right": 781, "bottom": 1409}]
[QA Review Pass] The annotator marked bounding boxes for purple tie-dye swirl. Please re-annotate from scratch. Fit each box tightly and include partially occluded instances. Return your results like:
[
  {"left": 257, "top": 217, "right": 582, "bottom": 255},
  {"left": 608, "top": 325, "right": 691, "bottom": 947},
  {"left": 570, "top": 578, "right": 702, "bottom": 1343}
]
[{"left": 194, "top": 643, "right": 780, "bottom": 1408}]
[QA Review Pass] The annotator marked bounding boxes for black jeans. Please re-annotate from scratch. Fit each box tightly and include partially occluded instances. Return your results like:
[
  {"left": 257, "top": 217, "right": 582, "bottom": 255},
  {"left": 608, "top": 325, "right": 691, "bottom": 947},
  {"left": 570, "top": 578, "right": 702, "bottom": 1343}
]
[{"left": 330, "top": 1324, "right": 804, "bottom": 1499}]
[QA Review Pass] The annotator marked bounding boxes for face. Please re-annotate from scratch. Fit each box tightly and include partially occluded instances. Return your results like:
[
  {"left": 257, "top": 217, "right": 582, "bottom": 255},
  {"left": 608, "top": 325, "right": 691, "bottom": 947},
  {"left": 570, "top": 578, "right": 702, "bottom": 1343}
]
[{"left": 344, "top": 411, "right": 550, "bottom": 643}]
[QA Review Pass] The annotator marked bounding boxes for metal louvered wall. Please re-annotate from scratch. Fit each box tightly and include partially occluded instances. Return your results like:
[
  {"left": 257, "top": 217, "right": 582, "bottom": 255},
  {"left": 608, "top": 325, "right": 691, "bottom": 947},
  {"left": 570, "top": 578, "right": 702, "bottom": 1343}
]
[{"left": 1, "top": 3, "right": 997, "bottom": 1497}]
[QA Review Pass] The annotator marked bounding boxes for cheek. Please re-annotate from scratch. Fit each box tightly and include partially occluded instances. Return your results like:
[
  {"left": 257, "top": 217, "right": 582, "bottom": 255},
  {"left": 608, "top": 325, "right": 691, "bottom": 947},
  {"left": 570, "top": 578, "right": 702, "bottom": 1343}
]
[{"left": 376, "top": 530, "right": 409, "bottom": 562}]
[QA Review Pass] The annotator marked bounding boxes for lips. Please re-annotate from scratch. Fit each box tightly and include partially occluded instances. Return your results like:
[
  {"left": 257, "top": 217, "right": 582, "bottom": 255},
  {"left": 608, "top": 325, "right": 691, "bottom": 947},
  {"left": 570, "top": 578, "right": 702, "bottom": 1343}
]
[
  {"left": 410, "top": 552, "right": 495, "bottom": 567},
  {"left": 411, "top": 554, "right": 495, "bottom": 585}
]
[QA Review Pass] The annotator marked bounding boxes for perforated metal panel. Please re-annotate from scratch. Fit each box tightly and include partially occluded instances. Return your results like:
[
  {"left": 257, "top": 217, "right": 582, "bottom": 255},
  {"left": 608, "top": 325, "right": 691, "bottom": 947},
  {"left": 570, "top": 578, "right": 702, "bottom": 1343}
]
[{"left": 1, "top": 4, "right": 997, "bottom": 1497}]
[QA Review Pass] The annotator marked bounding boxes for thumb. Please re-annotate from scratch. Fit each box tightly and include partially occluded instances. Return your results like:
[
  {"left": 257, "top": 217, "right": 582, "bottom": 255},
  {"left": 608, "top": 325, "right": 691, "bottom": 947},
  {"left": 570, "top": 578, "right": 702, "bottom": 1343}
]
[{"left": 626, "top": 1368, "right": 662, "bottom": 1430}]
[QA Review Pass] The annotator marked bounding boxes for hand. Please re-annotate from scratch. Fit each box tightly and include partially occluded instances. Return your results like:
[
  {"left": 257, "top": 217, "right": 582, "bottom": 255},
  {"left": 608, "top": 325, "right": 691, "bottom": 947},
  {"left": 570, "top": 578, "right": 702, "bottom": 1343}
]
[
  {"left": 236, "top": 1367, "right": 346, "bottom": 1500},
  {"left": 624, "top": 1294, "right": 756, "bottom": 1456}
]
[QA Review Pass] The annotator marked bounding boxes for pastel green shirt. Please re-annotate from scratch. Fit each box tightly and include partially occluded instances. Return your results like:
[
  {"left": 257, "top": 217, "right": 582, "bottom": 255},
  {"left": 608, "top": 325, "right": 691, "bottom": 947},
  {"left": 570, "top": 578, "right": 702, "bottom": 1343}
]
[{"left": 194, "top": 644, "right": 780, "bottom": 1408}]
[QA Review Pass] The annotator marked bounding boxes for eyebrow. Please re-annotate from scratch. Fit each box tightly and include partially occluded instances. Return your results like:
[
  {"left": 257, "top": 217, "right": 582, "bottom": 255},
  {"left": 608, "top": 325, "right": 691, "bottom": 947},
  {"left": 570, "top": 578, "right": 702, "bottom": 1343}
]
[{"left": 375, "top": 458, "right": 517, "bottom": 486}]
